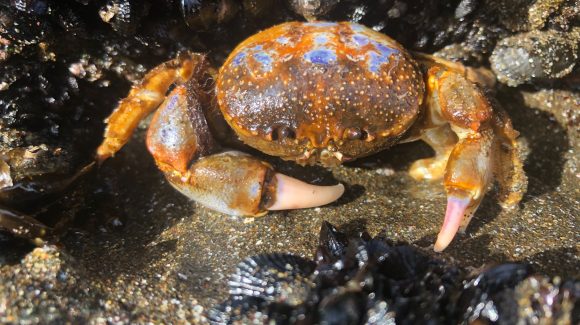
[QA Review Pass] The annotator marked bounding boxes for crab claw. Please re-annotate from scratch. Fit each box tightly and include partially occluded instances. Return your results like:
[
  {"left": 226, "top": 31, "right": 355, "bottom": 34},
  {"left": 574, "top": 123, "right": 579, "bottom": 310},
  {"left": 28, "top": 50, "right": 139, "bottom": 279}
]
[
  {"left": 165, "top": 151, "right": 344, "bottom": 217},
  {"left": 434, "top": 192, "right": 472, "bottom": 252},
  {"left": 268, "top": 173, "right": 344, "bottom": 211}
]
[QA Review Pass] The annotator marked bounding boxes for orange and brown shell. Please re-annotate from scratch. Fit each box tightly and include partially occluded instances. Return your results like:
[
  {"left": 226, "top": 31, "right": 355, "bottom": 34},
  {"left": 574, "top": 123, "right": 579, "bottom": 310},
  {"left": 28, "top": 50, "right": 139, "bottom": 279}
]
[{"left": 216, "top": 22, "right": 425, "bottom": 166}]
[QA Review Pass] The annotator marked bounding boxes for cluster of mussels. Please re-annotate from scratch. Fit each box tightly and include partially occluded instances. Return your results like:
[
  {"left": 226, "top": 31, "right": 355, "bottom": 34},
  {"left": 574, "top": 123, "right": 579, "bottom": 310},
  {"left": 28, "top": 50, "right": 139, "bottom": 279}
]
[{"left": 210, "top": 222, "right": 578, "bottom": 324}]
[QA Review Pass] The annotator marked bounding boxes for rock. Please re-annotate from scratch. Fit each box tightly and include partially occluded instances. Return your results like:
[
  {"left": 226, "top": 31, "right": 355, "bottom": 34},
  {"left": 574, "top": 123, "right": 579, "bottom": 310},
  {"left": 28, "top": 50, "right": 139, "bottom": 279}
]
[
  {"left": 0, "top": 246, "right": 101, "bottom": 323},
  {"left": 490, "top": 28, "right": 579, "bottom": 86}
]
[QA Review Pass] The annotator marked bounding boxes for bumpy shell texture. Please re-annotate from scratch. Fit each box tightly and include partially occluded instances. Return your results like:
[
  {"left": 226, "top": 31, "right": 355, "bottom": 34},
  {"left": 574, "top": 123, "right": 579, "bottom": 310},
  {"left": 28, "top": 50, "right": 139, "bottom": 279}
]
[{"left": 217, "top": 22, "right": 424, "bottom": 166}]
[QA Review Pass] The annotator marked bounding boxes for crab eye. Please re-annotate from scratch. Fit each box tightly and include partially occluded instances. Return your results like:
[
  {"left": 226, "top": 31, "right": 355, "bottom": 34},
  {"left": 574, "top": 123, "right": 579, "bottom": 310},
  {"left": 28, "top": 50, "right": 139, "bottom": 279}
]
[
  {"left": 278, "top": 126, "right": 295, "bottom": 140},
  {"left": 345, "top": 127, "right": 362, "bottom": 140},
  {"left": 360, "top": 129, "right": 370, "bottom": 141},
  {"left": 269, "top": 125, "right": 295, "bottom": 141}
]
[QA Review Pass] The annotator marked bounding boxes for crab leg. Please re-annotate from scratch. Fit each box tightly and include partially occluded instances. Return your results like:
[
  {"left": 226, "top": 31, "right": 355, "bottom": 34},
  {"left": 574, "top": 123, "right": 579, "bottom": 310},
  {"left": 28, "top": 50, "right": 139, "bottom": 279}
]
[
  {"left": 97, "top": 53, "right": 343, "bottom": 216},
  {"left": 411, "top": 65, "right": 526, "bottom": 252},
  {"left": 97, "top": 52, "right": 205, "bottom": 163}
]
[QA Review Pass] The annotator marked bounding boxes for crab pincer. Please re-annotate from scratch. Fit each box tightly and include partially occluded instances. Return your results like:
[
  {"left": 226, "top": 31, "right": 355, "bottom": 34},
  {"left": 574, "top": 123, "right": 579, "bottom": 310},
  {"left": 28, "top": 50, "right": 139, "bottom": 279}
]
[{"left": 409, "top": 66, "right": 526, "bottom": 251}]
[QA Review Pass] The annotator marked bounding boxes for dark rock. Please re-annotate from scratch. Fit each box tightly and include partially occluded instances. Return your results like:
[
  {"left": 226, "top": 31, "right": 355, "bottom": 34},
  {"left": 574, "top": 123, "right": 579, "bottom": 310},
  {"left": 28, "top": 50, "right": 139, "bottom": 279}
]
[{"left": 287, "top": 0, "right": 341, "bottom": 21}]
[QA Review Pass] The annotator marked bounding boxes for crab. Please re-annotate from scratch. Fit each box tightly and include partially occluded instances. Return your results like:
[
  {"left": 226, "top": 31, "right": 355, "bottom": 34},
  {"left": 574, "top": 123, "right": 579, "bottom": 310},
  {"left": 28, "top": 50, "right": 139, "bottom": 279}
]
[{"left": 96, "top": 22, "right": 526, "bottom": 251}]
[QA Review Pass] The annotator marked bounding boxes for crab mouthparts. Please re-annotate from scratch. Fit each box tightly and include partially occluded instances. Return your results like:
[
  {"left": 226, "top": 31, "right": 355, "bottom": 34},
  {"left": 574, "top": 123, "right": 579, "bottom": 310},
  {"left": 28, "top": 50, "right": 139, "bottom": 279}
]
[{"left": 292, "top": 148, "right": 348, "bottom": 167}]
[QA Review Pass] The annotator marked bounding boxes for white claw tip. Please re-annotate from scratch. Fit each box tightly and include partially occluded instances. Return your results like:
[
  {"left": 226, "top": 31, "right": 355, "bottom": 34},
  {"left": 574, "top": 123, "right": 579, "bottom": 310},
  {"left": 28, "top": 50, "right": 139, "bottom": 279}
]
[
  {"left": 268, "top": 173, "right": 344, "bottom": 211},
  {"left": 433, "top": 195, "right": 471, "bottom": 252},
  {"left": 433, "top": 238, "right": 450, "bottom": 253}
]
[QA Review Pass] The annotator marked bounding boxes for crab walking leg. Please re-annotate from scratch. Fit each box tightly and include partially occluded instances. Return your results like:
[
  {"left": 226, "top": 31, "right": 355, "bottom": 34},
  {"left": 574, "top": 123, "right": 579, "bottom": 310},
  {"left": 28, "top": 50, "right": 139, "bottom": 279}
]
[
  {"left": 146, "top": 81, "right": 344, "bottom": 216},
  {"left": 409, "top": 125, "right": 457, "bottom": 181},
  {"left": 96, "top": 52, "right": 208, "bottom": 163},
  {"left": 491, "top": 108, "right": 527, "bottom": 209},
  {"left": 420, "top": 65, "right": 525, "bottom": 251}
]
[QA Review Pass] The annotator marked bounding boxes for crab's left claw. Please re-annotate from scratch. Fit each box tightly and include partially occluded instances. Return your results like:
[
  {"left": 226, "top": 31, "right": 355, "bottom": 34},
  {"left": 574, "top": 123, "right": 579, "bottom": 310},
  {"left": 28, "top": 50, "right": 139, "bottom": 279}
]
[
  {"left": 434, "top": 191, "right": 476, "bottom": 252},
  {"left": 411, "top": 65, "right": 526, "bottom": 252},
  {"left": 434, "top": 129, "right": 495, "bottom": 252}
]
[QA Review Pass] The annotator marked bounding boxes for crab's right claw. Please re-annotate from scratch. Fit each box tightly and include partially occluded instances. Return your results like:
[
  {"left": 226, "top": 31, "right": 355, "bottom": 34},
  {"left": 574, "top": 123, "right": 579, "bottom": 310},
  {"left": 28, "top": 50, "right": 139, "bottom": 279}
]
[
  {"left": 96, "top": 53, "right": 206, "bottom": 165},
  {"left": 166, "top": 151, "right": 344, "bottom": 217}
]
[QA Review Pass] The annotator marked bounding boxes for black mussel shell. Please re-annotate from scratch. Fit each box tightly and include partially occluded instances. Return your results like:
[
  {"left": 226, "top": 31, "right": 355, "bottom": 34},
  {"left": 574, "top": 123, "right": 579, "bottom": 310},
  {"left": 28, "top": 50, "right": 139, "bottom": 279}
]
[
  {"left": 228, "top": 253, "right": 316, "bottom": 306},
  {"left": 318, "top": 291, "right": 366, "bottom": 325},
  {"left": 209, "top": 296, "right": 310, "bottom": 325},
  {"left": 316, "top": 221, "right": 349, "bottom": 264}
]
